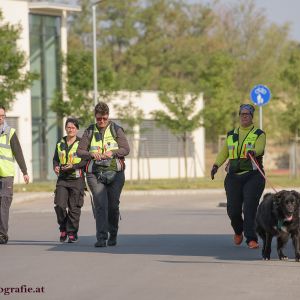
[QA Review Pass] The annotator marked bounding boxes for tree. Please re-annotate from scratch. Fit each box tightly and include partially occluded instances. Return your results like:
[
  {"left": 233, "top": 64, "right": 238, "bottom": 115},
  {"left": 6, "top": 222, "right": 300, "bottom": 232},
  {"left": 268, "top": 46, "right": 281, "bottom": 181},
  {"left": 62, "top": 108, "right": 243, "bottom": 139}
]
[
  {"left": 0, "top": 11, "right": 36, "bottom": 109},
  {"left": 280, "top": 43, "right": 300, "bottom": 138},
  {"left": 152, "top": 91, "right": 202, "bottom": 179}
]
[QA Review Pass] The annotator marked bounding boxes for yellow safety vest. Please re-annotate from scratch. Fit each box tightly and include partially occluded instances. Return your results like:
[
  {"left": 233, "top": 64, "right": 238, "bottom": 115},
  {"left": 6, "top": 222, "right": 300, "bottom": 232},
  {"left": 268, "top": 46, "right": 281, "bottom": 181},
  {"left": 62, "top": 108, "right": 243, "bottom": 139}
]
[
  {"left": 88, "top": 123, "right": 119, "bottom": 172},
  {"left": 226, "top": 127, "right": 263, "bottom": 173},
  {"left": 0, "top": 127, "right": 15, "bottom": 177},
  {"left": 57, "top": 138, "right": 82, "bottom": 178}
]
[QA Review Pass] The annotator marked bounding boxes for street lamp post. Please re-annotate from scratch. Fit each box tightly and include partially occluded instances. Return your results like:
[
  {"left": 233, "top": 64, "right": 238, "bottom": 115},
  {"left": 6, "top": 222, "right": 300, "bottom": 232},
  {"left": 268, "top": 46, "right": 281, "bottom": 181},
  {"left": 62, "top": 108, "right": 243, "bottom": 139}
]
[{"left": 92, "top": 0, "right": 104, "bottom": 106}]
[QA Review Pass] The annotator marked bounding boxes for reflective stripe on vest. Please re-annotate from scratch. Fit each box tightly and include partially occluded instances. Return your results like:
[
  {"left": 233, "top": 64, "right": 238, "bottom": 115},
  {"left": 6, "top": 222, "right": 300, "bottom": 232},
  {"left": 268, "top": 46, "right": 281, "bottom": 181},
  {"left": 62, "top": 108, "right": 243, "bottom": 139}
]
[
  {"left": 88, "top": 123, "right": 119, "bottom": 172},
  {"left": 57, "top": 138, "right": 82, "bottom": 178},
  {"left": 226, "top": 127, "right": 262, "bottom": 172},
  {"left": 0, "top": 127, "right": 15, "bottom": 177},
  {"left": 227, "top": 127, "right": 259, "bottom": 159}
]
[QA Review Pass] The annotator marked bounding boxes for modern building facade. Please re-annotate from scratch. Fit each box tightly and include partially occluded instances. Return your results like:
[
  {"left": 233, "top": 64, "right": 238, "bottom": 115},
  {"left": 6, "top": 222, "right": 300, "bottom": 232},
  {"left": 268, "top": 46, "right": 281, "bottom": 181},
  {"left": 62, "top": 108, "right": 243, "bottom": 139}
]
[{"left": 0, "top": 0, "right": 80, "bottom": 182}]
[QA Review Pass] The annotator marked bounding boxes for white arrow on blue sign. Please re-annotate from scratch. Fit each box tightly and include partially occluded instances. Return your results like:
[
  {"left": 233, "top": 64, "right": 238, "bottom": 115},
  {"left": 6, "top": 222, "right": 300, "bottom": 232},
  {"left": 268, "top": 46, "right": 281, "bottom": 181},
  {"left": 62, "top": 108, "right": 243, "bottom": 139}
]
[{"left": 250, "top": 84, "right": 271, "bottom": 106}]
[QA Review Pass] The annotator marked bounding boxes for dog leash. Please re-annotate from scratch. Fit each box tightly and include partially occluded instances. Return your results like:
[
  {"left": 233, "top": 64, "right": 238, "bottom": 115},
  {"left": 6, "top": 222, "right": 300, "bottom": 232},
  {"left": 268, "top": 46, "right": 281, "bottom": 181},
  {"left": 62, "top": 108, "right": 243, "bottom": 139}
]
[{"left": 248, "top": 153, "right": 278, "bottom": 193}]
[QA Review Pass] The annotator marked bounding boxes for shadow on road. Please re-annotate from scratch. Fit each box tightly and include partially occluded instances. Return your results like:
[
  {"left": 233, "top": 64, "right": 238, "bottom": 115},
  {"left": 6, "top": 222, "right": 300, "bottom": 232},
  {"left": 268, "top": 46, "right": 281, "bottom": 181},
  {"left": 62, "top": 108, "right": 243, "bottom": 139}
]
[{"left": 8, "top": 234, "right": 296, "bottom": 262}]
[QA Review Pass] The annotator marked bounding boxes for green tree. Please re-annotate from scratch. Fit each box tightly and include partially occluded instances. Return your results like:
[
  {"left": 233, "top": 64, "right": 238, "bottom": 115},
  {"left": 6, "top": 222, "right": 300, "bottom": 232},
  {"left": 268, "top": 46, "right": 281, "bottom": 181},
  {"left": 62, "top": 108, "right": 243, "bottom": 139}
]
[
  {"left": 152, "top": 90, "right": 202, "bottom": 179},
  {"left": 280, "top": 43, "right": 300, "bottom": 138},
  {"left": 0, "top": 11, "right": 36, "bottom": 109}
]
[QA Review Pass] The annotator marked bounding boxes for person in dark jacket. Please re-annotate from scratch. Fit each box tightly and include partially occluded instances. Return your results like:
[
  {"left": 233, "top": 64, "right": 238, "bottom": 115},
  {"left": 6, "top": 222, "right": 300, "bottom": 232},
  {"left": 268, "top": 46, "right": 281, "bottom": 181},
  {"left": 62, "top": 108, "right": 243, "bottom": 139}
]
[
  {"left": 53, "top": 118, "right": 87, "bottom": 243},
  {"left": 0, "top": 105, "right": 29, "bottom": 244},
  {"left": 77, "top": 102, "right": 130, "bottom": 247}
]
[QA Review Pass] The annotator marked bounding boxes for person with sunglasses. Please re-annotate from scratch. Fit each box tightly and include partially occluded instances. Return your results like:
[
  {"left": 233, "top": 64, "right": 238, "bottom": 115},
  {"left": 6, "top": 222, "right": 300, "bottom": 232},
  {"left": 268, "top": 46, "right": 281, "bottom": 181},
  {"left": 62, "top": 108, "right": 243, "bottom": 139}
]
[
  {"left": 77, "top": 102, "right": 130, "bottom": 247},
  {"left": 210, "top": 104, "right": 266, "bottom": 249}
]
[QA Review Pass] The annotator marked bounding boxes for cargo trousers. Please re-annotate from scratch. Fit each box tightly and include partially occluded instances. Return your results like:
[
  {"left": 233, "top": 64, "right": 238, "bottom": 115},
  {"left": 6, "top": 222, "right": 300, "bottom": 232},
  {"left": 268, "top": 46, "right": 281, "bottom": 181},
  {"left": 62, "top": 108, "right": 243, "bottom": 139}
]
[
  {"left": 54, "top": 178, "right": 85, "bottom": 233},
  {"left": 0, "top": 176, "right": 14, "bottom": 238},
  {"left": 86, "top": 171, "right": 125, "bottom": 242}
]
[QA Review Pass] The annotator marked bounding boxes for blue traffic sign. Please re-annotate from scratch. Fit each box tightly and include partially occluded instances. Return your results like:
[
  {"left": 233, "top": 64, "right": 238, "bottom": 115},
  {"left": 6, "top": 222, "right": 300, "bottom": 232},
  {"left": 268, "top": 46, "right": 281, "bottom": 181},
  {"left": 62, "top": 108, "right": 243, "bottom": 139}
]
[{"left": 250, "top": 85, "right": 271, "bottom": 106}]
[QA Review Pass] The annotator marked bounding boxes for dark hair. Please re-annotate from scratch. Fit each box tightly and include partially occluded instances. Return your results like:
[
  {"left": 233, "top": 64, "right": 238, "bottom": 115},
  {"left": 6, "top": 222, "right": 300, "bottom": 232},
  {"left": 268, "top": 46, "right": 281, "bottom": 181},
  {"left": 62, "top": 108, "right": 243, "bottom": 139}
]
[
  {"left": 94, "top": 102, "right": 109, "bottom": 115},
  {"left": 0, "top": 105, "right": 6, "bottom": 111},
  {"left": 65, "top": 117, "right": 79, "bottom": 129}
]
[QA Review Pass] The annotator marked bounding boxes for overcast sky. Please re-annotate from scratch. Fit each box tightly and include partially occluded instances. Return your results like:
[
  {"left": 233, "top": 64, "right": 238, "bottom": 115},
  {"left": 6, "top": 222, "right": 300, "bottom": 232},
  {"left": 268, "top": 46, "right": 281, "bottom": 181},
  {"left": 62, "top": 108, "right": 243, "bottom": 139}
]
[{"left": 190, "top": 0, "right": 300, "bottom": 42}]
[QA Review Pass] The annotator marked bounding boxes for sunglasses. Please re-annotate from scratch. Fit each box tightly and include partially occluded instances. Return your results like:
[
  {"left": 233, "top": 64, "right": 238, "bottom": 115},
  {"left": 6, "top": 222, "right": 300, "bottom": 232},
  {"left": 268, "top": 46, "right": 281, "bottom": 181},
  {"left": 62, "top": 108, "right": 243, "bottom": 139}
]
[{"left": 96, "top": 116, "right": 108, "bottom": 121}]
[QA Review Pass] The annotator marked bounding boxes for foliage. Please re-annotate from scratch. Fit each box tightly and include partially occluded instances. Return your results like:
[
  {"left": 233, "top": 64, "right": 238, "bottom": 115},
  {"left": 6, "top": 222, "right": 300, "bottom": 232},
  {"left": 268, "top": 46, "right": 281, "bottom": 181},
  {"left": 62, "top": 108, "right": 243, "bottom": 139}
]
[
  {"left": 152, "top": 90, "right": 202, "bottom": 178},
  {"left": 279, "top": 43, "right": 300, "bottom": 138},
  {"left": 113, "top": 98, "right": 144, "bottom": 135},
  {"left": 0, "top": 11, "right": 37, "bottom": 109},
  {"left": 62, "top": 0, "right": 296, "bottom": 145}
]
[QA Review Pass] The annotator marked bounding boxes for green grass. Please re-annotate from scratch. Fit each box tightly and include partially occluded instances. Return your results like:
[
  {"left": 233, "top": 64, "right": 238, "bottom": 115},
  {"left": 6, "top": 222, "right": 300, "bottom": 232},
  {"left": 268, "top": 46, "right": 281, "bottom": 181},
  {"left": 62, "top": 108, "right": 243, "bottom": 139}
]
[{"left": 13, "top": 174, "right": 300, "bottom": 192}]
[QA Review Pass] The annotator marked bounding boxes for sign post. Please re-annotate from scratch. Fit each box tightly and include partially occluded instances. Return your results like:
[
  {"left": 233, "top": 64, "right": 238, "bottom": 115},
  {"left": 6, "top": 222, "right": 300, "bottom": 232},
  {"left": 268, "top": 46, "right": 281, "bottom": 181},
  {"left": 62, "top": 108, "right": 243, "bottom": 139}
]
[{"left": 250, "top": 84, "right": 271, "bottom": 129}]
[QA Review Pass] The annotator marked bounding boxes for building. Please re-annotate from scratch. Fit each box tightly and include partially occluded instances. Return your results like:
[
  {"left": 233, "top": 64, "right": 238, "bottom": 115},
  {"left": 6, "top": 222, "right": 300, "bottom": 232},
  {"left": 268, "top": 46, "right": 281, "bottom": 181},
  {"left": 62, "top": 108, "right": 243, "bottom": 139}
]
[
  {"left": 0, "top": 0, "right": 80, "bottom": 182},
  {"left": 109, "top": 91, "right": 205, "bottom": 180},
  {"left": 0, "top": 1, "right": 205, "bottom": 182}
]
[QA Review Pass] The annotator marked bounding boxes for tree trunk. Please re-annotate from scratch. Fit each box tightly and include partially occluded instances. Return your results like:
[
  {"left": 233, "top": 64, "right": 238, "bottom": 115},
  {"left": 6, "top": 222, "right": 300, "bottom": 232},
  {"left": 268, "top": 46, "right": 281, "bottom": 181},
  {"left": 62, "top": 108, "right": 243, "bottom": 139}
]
[{"left": 183, "top": 133, "right": 188, "bottom": 180}]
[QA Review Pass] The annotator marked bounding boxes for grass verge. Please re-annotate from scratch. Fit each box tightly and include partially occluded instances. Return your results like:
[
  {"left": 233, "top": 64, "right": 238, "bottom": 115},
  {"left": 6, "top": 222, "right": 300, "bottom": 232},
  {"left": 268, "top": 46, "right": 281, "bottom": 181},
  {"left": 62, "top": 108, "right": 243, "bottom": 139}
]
[{"left": 13, "top": 174, "right": 300, "bottom": 192}]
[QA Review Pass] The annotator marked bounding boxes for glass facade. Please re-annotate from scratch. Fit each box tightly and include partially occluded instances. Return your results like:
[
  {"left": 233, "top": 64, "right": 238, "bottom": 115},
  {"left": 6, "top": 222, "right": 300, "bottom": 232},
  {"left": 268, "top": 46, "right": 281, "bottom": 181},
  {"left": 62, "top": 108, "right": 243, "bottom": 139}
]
[{"left": 29, "top": 14, "right": 61, "bottom": 180}]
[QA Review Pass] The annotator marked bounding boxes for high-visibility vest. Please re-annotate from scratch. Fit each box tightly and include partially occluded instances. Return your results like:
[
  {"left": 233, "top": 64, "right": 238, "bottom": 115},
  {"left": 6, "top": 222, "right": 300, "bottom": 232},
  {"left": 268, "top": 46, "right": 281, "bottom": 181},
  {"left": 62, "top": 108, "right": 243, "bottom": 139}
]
[
  {"left": 0, "top": 127, "right": 15, "bottom": 177},
  {"left": 88, "top": 123, "right": 120, "bottom": 172},
  {"left": 57, "top": 138, "right": 82, "bottom": 178},
  {"left": 226, "top": 126, "right": 264, "bottom": 173}
]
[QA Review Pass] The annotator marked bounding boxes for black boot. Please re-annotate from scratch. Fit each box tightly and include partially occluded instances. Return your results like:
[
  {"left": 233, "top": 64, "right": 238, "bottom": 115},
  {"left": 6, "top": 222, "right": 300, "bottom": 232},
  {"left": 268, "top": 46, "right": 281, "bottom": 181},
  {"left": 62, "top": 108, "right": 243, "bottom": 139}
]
[{"left": 107, "top": 234, "right": 117, "bottom": 246}]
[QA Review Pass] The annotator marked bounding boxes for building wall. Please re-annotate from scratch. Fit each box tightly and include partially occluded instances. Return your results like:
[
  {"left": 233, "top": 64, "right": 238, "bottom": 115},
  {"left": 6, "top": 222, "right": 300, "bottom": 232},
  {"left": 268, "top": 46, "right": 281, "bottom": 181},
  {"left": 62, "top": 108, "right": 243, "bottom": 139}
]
[
  {"left": 109, "top": 91, "right": 205, "bottom": 179},
  {"left": 0, "top": 0, "right": 33, "bottom": 183}
]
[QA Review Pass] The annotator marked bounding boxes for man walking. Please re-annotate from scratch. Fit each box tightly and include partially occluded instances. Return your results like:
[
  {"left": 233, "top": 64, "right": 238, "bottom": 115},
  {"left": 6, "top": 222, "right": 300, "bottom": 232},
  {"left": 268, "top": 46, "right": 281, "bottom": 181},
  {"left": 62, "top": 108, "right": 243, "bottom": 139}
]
[{"left": 0, "top": 105, "right": 29, "bottom": 244}]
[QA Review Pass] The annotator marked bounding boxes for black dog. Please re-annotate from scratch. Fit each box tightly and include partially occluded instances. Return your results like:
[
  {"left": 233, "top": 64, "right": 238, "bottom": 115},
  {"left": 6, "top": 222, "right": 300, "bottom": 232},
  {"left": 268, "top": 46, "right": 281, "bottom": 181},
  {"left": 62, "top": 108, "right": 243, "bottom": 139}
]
[{"left": 256, "top": 190, "right": 300, "bottom": 261}]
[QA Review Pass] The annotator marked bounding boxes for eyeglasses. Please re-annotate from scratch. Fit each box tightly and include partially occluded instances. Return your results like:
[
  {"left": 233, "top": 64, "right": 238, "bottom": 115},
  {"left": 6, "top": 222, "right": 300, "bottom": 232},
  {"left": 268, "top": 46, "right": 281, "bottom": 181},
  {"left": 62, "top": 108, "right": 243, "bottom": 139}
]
[
  {"left": 240, "top": 113, "right": 252, "bottom": 117},
  {"left": 96, "top": 116, "right": 108, "bottom": 121}
]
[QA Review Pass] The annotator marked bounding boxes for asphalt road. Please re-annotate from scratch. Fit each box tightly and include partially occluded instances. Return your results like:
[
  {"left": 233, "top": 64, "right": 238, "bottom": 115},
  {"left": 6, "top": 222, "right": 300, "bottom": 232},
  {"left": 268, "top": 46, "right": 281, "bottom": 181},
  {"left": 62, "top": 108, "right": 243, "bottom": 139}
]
[{"left": 1, "top": 190, "right": 300, "bottom": 300}]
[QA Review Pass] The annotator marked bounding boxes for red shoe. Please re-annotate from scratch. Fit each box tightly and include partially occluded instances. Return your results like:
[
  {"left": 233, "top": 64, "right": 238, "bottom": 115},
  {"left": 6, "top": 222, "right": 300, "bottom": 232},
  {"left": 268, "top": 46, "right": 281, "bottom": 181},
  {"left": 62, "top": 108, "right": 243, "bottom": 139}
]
[
  {"left": 247, "top": 240, "right": 259, "bottom": 249},
  {"left": 233, "top": 234, "right": 243, "bottom": 245},
  {"left": 59, "top": 231, "right": 67, "bottom": 243}
]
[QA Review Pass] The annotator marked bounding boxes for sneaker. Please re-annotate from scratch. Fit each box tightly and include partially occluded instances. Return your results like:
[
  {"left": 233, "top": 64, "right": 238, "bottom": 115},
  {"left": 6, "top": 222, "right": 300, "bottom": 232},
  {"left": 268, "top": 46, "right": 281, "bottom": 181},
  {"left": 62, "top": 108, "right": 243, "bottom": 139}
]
[
  {"left": 107, "top": 235, "right": 117, "bottom": 246},
  {"left": 94, "top": 240, "right": 107, "bottom": 247},
  {"left": 233, "top": 234, "right": 243, "bottom": 245},
  {"left": 247, "top": 240, "right": 259, "bottom": 249},
  {"left": 59, "top": 231, "right": 67, "bottom": 243},
  {"left": 68, "top": 232, "right": 78, "bottom": 243},
  {"left": 0, "top": 233, "right": 8, "bottom": 244}
]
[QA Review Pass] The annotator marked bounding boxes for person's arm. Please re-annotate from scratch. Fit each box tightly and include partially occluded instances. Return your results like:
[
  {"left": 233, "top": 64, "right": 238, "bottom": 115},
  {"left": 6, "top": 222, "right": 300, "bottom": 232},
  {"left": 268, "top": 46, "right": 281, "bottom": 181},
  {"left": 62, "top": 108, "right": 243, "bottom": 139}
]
[
  {"left": 10, "top": 132, "right": 29, "bottom": 183},
  {"left": 53, "top": 145, "right": 60, "bottom": 175},
  {"left": 10, "top": 132, "right": 27, "bottom": 175},
  {"left": 113, "top": 128, "right": 130, "bottom": 157},
  {"left": 254, "top": 133, "right": 266, "bottom": 156},
  {"left": 102, "top": 127, "right": 130, "bottom": 159},
  {"left": 72, "top": 159, "right": 88, "bottom": 170},
  {"left": 77, "top": 129, "right": 93, "bottom": 159},
  {"left": 214, "top": 142, "right": 229, "bottom": 167}
]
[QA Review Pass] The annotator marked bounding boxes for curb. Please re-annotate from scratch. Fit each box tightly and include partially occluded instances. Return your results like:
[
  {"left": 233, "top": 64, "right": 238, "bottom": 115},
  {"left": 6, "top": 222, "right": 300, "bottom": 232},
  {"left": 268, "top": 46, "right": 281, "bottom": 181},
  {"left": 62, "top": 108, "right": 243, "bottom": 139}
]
[{"left": 12, "top": 187, "right": 300, "bottom": 205}]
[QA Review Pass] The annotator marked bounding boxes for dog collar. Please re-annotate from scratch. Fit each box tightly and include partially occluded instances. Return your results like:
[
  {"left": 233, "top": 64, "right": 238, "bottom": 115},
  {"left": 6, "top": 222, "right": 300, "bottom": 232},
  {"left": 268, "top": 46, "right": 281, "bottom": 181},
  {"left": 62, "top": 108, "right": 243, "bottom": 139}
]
[{"left": 277, "top": 217, "right": 293, "bottom": 230}]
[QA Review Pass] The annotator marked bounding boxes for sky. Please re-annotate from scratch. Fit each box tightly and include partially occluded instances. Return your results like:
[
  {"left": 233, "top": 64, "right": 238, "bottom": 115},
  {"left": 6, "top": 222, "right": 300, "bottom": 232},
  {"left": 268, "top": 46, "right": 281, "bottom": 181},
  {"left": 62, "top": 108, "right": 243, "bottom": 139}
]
[{"left": 191, "top": 0, "right": 300, "bottom": 41}]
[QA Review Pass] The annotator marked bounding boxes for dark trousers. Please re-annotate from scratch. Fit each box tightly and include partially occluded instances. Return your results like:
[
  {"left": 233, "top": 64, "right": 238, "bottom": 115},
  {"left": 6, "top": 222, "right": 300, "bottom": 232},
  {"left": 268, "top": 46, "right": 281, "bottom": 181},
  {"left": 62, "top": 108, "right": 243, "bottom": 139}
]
[
  {"left": 0, "top": 177, "right": 14, "bottom": 237},
  {"left": 224, "top": 171, "right": 265, "bottom": 243},
  {"left": 54, "top": 178, "right": 84, "bottom": 233},
  {"left": 86, "top": 171, "right": 125, "bottom": 241}
]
